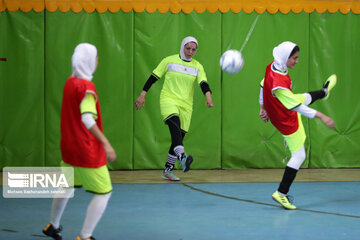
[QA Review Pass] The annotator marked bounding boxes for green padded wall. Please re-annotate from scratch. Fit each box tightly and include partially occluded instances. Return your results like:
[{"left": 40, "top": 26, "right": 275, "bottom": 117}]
[
  {"left": 308, "top": 12, "right": 360, "bottom": 168},
  {"left": 0, "top": 10, "right": 45, "bottom": 167},
  {"left": 0, "top": 10, "right": 359, "bottom": 169},
  {"left": 44, "top": 10, "right": 134, "bottom": 169}
]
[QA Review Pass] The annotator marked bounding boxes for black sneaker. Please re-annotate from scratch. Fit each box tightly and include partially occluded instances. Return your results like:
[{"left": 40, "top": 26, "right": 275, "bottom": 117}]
[
  {"left": 180, "top": 154, "right": 193, "bottom": 172},
  {"left": 43, "top": 223, "right": 62, "bottom": 240}
]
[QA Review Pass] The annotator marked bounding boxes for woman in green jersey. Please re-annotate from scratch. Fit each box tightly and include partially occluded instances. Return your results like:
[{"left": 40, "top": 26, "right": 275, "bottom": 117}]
[{"left": 135, "top": 36, "right": 213, "bottom": 181}]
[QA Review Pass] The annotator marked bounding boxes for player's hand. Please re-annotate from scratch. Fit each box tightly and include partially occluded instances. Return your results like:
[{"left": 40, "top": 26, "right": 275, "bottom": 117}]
[
  {"left": 206, "top": 99, "right": 214, "bottom": 108},
  {"left": 104, "top": 143, "right": 117, "bottom": 163},
  {"left": 135, "top": 92, "right": 146, "bottom": 110},
  {"left": 259, "top": 107, "right": 269, "bottom": 122},
  {"left": 316, "top": 112, "right": 334, "bottom": 129},
  {"left": 205, "top": 92, "right": 214, "bottom": 108},
  {"left": 321, "top": 115, "right": 334, "bottom": 129}
]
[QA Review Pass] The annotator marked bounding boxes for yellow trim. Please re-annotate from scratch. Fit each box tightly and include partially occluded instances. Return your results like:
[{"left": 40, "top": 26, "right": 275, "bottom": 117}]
[
  {"left": 1, "top": 0, "right": 359, "bottom": 14},
  {"left": 80, "top": 93, "right": 97, "bottom": 118}
]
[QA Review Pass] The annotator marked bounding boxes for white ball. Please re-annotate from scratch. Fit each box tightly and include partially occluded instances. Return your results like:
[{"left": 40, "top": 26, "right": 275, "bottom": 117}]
[{"left": 220, "top": 50, "right": 244, "bottom": 74}]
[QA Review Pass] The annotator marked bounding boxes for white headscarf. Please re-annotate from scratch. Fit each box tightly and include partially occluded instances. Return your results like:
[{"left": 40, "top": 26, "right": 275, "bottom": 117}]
[
  {"left": 72, "top": 43, "right": 98, "bottom": 81},
  {"left": 179, "top": 36, "right": 198, "bottom": 62},
  {"left": 272, "top": 41, "right": 297, "bottom": 72}
]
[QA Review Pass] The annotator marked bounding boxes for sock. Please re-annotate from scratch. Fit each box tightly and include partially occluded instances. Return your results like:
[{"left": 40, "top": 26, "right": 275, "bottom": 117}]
[
  {"left": 287, "top": 146, "right": 306, "bottom": 170},
  {"left": 307, "top": 90, "right": 325, "bottom": 105},
  {"left": 278, "top": 191, "right": 286, "bottom": 196},
  {"left": 165, "top": 154, "right": 177, "bottom": 172},
  {"left": 303, "top": 93, "right": 312, "bottom": 105},
  {"left": 278, "top": 166, "right": 298, "bottom": 195},
  {"left": 50, "top": 187, "right": 74, "bottom": 228},
  {"left": 322, "top": 81, "right": 330, "bottom": 96},
  {"left": 80, "top": 192, "right": 112, "bottom": 239},
  {"left": 173, "top": 145, "right": 185, "bottom": 160}
]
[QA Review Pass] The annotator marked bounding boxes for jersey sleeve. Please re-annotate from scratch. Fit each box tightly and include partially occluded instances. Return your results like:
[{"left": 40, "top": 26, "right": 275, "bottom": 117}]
[
  {"left": 196, "top": 62, "right": 207, "bottom": 84},
  {"left": 152, "top": 57, "right": 169, "bottom": 79},
  {"left": 274, "top": 88, "right": 301, "bottom": 110},
  {"left": 80, "top": 92, "right": 98, "bottom": 119},
  {"left": 260, "top": 78, "right": 264, "bottom": 87}
]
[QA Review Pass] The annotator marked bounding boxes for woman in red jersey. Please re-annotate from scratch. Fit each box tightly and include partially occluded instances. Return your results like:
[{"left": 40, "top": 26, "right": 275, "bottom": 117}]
[
  {"left": 43, "top": 43, "right": 116, "bottom": 240},
  {"left": 259, "top": 41, "right": 337, "bottom": 210}
]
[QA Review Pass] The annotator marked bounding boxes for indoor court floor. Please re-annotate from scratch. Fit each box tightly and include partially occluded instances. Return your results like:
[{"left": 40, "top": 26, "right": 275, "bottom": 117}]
[{"left": 0, "top": 169, "right": 359, "bottom": 240}]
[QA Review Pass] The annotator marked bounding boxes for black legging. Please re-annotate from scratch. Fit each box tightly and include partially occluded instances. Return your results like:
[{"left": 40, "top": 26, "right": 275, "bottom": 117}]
[
  {"left": 165, "top": 115, "right": 186, "bottom": 156},
  {"left": 308, "top": 90, "right": 325, "bottom": 105}
]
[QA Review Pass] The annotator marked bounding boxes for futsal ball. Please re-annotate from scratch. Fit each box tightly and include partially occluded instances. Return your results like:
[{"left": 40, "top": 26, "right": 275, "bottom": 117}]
[{"left": 220, "top": 50, "right": 244, "bottom": 74}]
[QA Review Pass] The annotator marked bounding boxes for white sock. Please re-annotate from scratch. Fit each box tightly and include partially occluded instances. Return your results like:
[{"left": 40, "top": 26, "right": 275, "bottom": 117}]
[
  {"left": 287, "top": 146, "right": 306, "bottom": 170},
  {"left": 278, "top": 191, "right": 287, "bottom": 196},
  {"left": 50, "top": 187, "right": 74, "bottom": 228},
  {"left": 165, "top": 154, "right": 177, "bottom": 172},
  {"left": 303, "top": 93, "right": 312, "bottom": 106},
  {"left": 173, "top": 145, "right": 185, "bottom": 160},
  {"left": 80, "top": 192, "right": 112, "bottom": 239}
]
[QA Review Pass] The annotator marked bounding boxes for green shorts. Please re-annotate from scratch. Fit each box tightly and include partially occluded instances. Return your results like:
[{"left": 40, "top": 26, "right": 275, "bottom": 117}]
[
  {"left": 283, "top": 113, "right": 306, "bottom": 153},
  {"left": 160, "top": 97, "right": 192, "bottom": 132},
  {"left": 61, "top": 161, "right": 112, "bottom": 194}
]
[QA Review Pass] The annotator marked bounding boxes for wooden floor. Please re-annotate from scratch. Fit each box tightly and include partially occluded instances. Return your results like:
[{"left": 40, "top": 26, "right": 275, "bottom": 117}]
[
  {"left": 109, "top": 168, "right": 360, "bottom": 184},
  {"left": 1, "top": 169, "right": 359, "bottom": 185}
]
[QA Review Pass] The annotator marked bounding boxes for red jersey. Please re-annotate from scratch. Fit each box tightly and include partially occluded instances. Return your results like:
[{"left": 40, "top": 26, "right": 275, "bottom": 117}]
[
  {"left": 263, "top": 62, "right": 299, "bottom": 135},
  {"left": 60, "top": 76, "right": 107, "bottom": 168}
]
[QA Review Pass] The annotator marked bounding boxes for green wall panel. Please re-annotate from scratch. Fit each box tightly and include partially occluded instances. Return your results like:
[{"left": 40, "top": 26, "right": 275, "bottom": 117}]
[
  {"left": 221, "top": 12, "right": 310, "bottom": 169},
  {"left": 44, "top": 10, "right": 134, "bottom": 169},
  {"left": 133, "top": 11, "right": 222, "bottom": 169},
  {"left": 0, "top": 10, "right": 45, "bottom": 168},
  {"left": 308, "top": 12, "right": 360, "bottom": 168},
  {"left": 1, "top": 10, "right": 359, "bottom": 170}
]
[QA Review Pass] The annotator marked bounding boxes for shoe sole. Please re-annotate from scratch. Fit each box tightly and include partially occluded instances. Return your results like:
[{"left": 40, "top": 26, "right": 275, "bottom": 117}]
[
  {"left": 272, "top": 196, "right": 296, "bottom": 210},
  {"left": 183, "top": 155, "right": 193, "bottom": 172},
  {"left": 324, "top": 74, "right": 337, "bottom": 100},
  {"left": 161, "top": 174, "right": 180, "bottom": 181},
  {"left": 43, "top": 231, "right": 62, "bottom": 240}
]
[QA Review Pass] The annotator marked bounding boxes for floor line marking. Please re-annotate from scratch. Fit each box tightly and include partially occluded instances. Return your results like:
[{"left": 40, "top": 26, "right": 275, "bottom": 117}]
[{"left": 182, "top": 183, "right": 360, "bottom": 219}]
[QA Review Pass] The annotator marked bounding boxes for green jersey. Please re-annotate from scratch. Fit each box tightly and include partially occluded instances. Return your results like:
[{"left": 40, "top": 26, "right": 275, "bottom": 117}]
[{"left": 153, "top": 54, "right": 207, "bottom": 110}]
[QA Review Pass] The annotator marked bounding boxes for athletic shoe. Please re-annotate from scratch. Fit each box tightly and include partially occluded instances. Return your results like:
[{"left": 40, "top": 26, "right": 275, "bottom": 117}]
[
  {"left": 323, "top": 74, "right": 337, "bottom": 100},
  {"left": 75, "top": 236, "right": 96, "bottom": 240},
  {"left": 272, "top": 191, "right": 296, "bottom": 210},
  {"left": 162, "top": 170, "right": 180, "bottom": 181},
  {"left": 43, "top": 223, "right": 63, "bottom": 240},
  {"left": 180, "top": 154, "right": 193, "bottom": 172}
]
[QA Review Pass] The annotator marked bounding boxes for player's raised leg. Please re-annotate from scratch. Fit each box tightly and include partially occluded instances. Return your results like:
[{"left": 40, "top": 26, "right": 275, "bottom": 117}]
[{"left": 301, "top": 74, "right": 337, "bottom": 106}]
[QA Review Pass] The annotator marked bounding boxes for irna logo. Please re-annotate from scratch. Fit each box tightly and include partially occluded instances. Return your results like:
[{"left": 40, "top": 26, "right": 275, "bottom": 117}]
[
  {"left": 3, "top": 167, "right": 74, "bottom": 198},
  {"left": 7, "top": 172, "right": 69, "bottom": 188}
]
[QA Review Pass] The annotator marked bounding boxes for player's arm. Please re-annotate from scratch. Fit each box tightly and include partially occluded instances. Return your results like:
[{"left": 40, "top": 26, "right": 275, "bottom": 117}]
[
  {"left": 274, "top": 89, "right": 334, "bottom": 129},
  {"left": 135, "top": 73, "right": 159, "bottom": 110},
  {"left": 88, "top": 125, "right": 116, "bottom": 162},
  {"left": 274, "top": 89, "right": 315, "bottom": 117},
  {"left": 135, "top": 57, "right": 168, "bottom": 110},
  {"left": 80, "top": 93, "right": 116, "bottom": 162},
  {"left": 197, "top": 63, "right": 213, "bottom": 108},
  {"left": 259, "top": 78, "right": 269, "bottom": 122},
  {"left": 200, "top": 81, "right": 213, "bottom": 108}
]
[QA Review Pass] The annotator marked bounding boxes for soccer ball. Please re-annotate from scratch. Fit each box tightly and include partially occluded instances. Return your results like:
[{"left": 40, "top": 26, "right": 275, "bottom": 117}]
[{"left": 220, "top": 50, "right": 244, "bottom": 74}]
